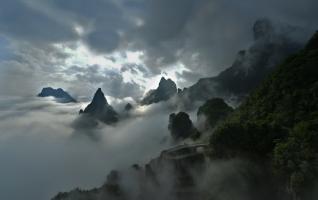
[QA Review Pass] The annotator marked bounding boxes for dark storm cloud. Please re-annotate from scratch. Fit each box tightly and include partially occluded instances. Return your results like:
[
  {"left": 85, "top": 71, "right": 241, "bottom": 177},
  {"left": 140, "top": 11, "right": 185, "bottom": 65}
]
[
  {"left": 86, "top": 28, "right": 120, "bottom": 53},
  {"left": 0, "top": 0, "right": 128, "bottom": 52},
  {"left": 138, "top": 0, "right": 199, "bottom": 43},
  {"left": 126, "top": 0, "right": 318, "bottom": 80},
  {"left": 0, "top": 0, "right": 145, "bottom": 100},
  {"left": 0, "top": 0, "right": 317, "bottom": 95},
  {"left": 123, "top": 0, "right": 202, "bottom": 72},
  {"left": 0, "top": 0, "right": 77, "bottom": 43},
  {"left": 52, "top": 0, "right": 128, "bottom": 53}
]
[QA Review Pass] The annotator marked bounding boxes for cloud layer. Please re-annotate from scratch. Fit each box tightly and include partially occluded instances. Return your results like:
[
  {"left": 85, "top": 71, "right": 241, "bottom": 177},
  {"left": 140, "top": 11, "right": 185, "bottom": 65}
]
[
  {"left": 0, "top": 97, "right": 173, "bottom": 200},
  {"left": 0, "top": 0, "right": 317, "bottom": 98}
]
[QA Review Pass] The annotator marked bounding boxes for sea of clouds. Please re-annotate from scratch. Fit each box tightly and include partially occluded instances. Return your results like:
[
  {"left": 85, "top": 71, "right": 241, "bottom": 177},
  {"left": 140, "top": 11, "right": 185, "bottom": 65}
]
[{"left": 0, "top": 96, "right": 175, "bottom": 200}]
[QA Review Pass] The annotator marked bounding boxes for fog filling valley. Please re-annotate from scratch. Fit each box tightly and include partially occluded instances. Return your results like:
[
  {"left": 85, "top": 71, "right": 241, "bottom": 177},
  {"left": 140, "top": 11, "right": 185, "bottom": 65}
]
[
  {"left": 0, "top": 95, "right": 275, "bottom": 200},
  {"left": 0, "top": 96, "right": 177, "bottom": 200},
  {"left": 0, "top": 0, "right": 318, "bottom": 199}
]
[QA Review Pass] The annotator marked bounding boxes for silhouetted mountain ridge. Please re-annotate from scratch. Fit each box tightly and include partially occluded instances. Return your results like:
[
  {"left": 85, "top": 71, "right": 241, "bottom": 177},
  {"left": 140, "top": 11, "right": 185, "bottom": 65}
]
[{"left": 178, "top": 18, "right": 306, "bottom": 107}]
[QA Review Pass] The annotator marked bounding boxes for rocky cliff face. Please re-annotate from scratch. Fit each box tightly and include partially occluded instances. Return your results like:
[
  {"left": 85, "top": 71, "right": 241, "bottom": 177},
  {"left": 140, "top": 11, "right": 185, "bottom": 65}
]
[
  {"left": 141, "top": 77, "right": 177, "bottom": 105},
  {"left": 38, "top": 87, "right": 76, "bottom": 103},
  {"left": 178, "top": 18, "right": 305, "bottom": 108},
  {"left": 79, "top": 88, "right": 118, "bottom": 124}
]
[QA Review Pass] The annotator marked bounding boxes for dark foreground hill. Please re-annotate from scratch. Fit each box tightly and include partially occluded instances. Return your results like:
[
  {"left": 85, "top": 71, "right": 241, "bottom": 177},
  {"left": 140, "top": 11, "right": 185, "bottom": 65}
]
[{"left": 211, "top": 31, "right": 318, "bottom": 200}]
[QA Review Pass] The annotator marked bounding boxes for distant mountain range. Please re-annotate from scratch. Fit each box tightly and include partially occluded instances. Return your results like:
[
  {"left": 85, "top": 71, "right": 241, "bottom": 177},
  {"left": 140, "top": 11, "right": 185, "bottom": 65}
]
[{"left": 37, "top": 87, "right": 76, "bottom": 103}]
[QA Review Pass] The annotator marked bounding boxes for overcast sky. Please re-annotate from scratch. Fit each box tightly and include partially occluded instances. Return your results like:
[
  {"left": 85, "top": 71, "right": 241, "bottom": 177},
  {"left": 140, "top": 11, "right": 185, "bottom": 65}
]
[{"left": 0, "top": 0, "right": 317, "bottom": 101}]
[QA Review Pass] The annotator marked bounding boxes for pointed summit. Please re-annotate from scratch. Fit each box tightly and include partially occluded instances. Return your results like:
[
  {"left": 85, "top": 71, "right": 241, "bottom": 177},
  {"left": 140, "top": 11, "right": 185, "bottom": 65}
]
[
  {"left": 87, "top": 88, "right": 108, "bottom": 110},
  {"left": 80, "top": 88, "right": 118, "bottom": 124},
  {"left": 140, "top": 77, "right": 177, "bottom": 105},
  {"left": 158, "top": 77, "right": 176, "bottom": 91},
  {"left": 159, "top": 77, "right": 167, "bottom": 84}
]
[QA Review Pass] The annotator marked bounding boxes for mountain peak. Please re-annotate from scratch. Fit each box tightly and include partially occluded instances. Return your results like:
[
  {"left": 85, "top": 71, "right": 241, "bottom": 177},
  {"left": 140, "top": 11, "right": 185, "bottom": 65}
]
[
  {"left": 158, "top": 77, "right": 176, "bottom": 88},
  {"left": 80, "top": 88, "right": 118, "bottom": 124},
  {"left": 91, "top": 88, "right": 108, "bottom": 106},
  {"left": 141, "top": 77, "right": 177, "bottom": 105}
]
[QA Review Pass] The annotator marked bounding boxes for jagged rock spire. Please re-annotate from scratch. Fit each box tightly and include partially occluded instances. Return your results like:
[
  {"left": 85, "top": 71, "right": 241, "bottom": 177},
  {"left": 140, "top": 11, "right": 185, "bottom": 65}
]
[{"left": 80, "top": 88, "right": 118, "bottom": 124}]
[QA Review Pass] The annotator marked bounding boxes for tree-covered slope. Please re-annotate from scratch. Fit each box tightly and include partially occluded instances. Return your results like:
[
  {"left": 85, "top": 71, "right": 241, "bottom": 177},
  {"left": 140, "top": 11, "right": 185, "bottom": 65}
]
[
  {"left": 232, "top": 39, "right": 318, "bottom": 127},
  {"left": 210, "top": 31, "right": 318, "bottom": 199}
]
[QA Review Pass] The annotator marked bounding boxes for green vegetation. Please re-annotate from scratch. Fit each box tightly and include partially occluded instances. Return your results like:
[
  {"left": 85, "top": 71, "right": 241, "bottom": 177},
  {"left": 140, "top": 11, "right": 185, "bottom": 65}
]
[
  {"left": 209, "top": 31, "right": 318, "bottom": 198},
  {"left": 197, "top": 98, "right": 233, "bottom": 130},
  {"left": 273, "top": 120, "right": 318, "bottom": 196},
  {"left": 211, "top": 121, "right": 287, "bottom": 159}
]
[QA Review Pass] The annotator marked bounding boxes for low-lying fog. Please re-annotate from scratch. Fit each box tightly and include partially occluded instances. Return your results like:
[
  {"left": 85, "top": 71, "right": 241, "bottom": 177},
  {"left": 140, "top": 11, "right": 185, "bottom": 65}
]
[{"left": 0, "top": 96, "right": 173, "bottom": 200}]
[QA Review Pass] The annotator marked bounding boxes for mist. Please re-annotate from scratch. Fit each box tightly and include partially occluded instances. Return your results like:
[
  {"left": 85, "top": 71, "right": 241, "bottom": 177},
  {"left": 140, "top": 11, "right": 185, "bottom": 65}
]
[{"left": 0, "top": 96, "right": 173, "bottom": 200}]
